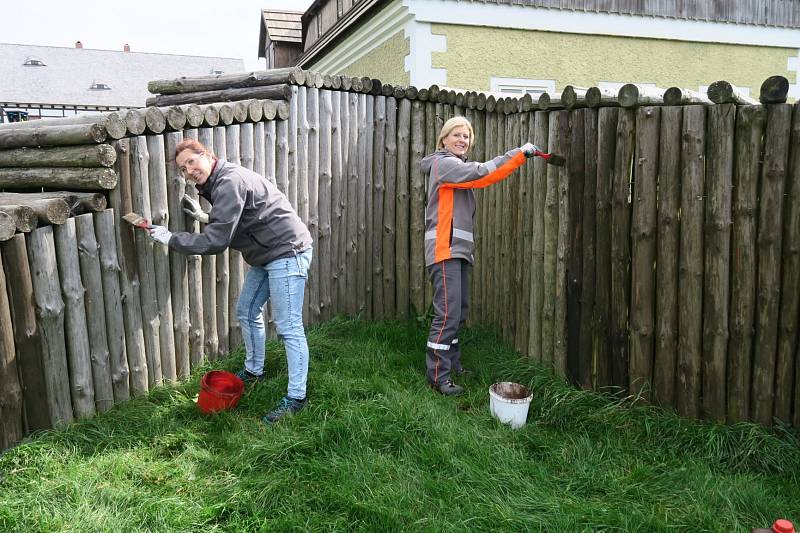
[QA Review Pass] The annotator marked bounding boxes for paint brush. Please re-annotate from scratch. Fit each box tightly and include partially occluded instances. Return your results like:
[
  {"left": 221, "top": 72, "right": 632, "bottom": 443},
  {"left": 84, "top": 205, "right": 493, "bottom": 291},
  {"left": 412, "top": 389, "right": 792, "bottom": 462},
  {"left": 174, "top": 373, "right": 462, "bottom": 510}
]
[{"left": 122, "top": 212, "right": 151, "bottom": 229}]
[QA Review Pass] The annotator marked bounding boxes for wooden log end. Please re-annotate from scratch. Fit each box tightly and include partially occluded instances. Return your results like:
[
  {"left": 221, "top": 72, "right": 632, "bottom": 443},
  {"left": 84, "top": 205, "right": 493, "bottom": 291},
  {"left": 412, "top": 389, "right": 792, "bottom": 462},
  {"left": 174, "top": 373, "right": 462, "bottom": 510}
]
[
  {"left": 232, "top": 102, "right": 248, "bottom": 123},
  {"left": 585, "top": 87, "right": 601, "bottom": 108},
  {"left": 707, "top": 80, "right": 733, "bottom": 104},
  {"left": 165, "top": 106, "right": 187, "bottom": 131},
  {"left": 144, "top": 107, "right": 166, "bottom": 133},
  {"left": 618, "top": 84, "right": 640, "bottom": 108},
  {"left": 663, "top": 87, "right": 682, "bottom": 106},
  {"left": 0, "top": 211, "right": 15, "bottom": 241},
  {"left": 124, "top": 109, "right": 147, "bottom": 136},
  {"left": 201, "top": 105, "right": 220, "bottom": 127},
  {"left": 263, "top": 100, "right": 277, "bottom": 121},
  {"left": 46, "top": 199, "right": 71, "bottom": 225},
  {"left": 759, "top": 75, "right": 789, "bottom": 104},
  {"left": 276, "top": 102, "right": 290, "bottom": 121},
  {"left": 562, "top": 85, "right": 578, "bottom": 109},
  {"left": 103, "top": 113, "right": 128, "bottom": 139},
  {"left": 218, "top": 104, "right": 234, "bottom": 125},
  {"left": 183, "top": 104, "right": 204, "bottom": 128},
  {"left": 290, "top": 68, "right": 306, "bottom": 86},
  {"left": 537, "top": 93, "right": 550, "bottom": 110},
  {"left": 99, "top": 168, "right": 118, "bottom": 189},
  {"left": 247, "top": 100, "right": 264, "bottom": 122}
]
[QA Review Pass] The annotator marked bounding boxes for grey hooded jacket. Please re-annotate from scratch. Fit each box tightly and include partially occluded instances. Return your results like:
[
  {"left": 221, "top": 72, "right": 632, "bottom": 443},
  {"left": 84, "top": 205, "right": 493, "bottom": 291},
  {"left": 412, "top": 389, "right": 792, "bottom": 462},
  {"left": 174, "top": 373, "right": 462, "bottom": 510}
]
[
  {"left": 169, "top": 159, "right": 312, "bottom": 266},
  {"left": 420, "top": 147, "right": 527, "bottom": 267}
]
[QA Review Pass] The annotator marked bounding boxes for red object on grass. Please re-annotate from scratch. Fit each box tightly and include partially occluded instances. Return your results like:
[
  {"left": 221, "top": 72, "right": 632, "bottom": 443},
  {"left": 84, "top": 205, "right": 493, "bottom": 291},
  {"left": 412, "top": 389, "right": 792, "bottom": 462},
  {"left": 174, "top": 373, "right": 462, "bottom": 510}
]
[
  {"left": 197, "top": 370, "right": 244, "bottom": 414},
  {"left": 773, "top": 519, "right": 795, "bottom": 533}
]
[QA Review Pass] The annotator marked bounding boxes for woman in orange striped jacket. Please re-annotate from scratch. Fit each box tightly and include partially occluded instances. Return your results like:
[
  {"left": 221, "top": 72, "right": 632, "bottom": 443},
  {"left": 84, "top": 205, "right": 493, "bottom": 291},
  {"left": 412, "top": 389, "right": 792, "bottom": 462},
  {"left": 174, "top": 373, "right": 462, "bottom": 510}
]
[{"left": 420, "top": 116, "right": 536, "bottom": 395}]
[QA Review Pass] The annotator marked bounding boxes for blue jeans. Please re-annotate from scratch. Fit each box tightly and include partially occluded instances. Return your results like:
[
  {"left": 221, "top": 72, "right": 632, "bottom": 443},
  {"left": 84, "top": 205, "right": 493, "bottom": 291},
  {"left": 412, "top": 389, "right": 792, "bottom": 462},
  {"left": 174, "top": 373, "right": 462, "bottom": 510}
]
[{"left": 237, "top": 248, "right": 312, "bottom": 400}]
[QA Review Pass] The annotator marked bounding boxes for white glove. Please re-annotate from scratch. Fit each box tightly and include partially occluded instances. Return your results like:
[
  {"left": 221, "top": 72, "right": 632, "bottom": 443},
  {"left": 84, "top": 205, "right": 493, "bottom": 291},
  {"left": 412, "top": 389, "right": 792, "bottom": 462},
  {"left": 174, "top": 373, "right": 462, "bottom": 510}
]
[
  {"left": 148, "top": 225, "right": 172, "bottom": 245},
  {"left": 182, "top": 194, "right": 209, "bottom": 224},
  {"left": 520, "top": 143, "right": 538, "bottom": 158}
]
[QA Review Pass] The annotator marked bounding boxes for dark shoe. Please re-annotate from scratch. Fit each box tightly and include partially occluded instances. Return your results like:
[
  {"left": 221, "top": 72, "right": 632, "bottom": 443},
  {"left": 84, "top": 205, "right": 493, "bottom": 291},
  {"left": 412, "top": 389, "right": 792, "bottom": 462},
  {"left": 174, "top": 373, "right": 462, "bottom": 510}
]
[
  {"left": 454, "top": 367, "right": 474, "bottom": 376},
  {"left": 429, "top": 379, "right": 464, "bottom": 396},
  {"left": 236, "top": 369, "right": 264, "bottom": 384},
  {"left": 263, "top": 396, "right": 307, "bottom": 424}
]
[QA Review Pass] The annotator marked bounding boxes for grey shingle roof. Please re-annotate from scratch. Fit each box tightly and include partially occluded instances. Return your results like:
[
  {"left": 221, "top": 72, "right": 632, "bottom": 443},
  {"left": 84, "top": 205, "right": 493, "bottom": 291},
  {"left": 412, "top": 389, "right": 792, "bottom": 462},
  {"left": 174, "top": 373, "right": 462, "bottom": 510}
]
[{"left": 1, "top": 43, "right": 245, "bottom": 109}]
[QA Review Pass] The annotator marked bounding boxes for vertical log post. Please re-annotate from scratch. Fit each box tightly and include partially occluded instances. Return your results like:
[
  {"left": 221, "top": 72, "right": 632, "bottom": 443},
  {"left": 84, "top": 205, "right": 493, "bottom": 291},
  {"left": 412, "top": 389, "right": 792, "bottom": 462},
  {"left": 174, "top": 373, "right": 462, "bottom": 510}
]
[
  {"left": 109, "top": 139, "right": 148, "bottom": 395},
  {"left": 307, "top": 88, "right": 321, "bottom": 324},
  {"left": 677, "top": 105, "right": 706, "bottom": 419},
  {"left": 147, "top": 134, "right": 177, "bottom": 382},
  {"left": 653, "top": 107, "right": 683, "bottom": 408},
  {"left": 356, "top": 94, "right": 368, "bottom": 316},
  {"left": 93, "top": 210, "right": 130, "bottom": 402},
  {"left": 54, "top": 220, "right": 96, "bottom": 418},
  {"left": 27, "top": 228, "right": 73, "bottom": 426},
  {"left": 727, "top": 106, "right": 764, "bottom": 422},
  {"left": 777, "top": 105, "right": 800, "bottom": 425},
  {"left": 395, "top": 98, "right": 411, "bottom": 317},
  {"left": 330, "top": 91, "right": 343, "bottom": 315},
  {"left": 578, "top": 108, "right": 598, "bottom": 387},
  {"left": 74, "top": 214, "right": 115, "bottom": 412},
  {"left": 371, "top": 96, "right": 386, "bottom": 319},
  {"left": 382, "top": 97, "right": 398, "bottom": 317},
  {"left": 1, "top": 235, "right": 49, "bottom": 431},
  {"left": 346, "top": 93, "right": 359, "bottom": 315},
  {"left": 164, "top": 131, "right": 191, "bottom": 378},
  {"left": 213, "top": 127, "right": 230, "bottom": 357},
  {"left": 629, "top": 106, "right": 660, "bottom": 401},
  {"left": 227, "top": 124, "right": 243, "bottom": 349},
  {"left": 752, "top": 104, "right": 792, "bottom": 425},
  {"left": 529, "top": 111, "right": 549, "bottom": 362},
  {"left": 593, "top": 108, "right": 619, "bottom": 387},
  {"left": 567, "top": 109, "right": 586, "bottom": 381},
  {"left": 410, "top": 99, "right": 426, "bottom": 316},
  {"left": 195, "top": 129, "right": 216, "bottom": 361},
  {"left": 0, "top": 249, "right": 24, "bottom": 448},
  {"left": 130, "top": 136, "right": 163, "bottom": 386},
  {"left": 318, "top": 90, "right": 333, "bottom": 321},
  {"left": 702, "top": 104, "right": 734, "bottom": 421},
  {"left": 611, "top": 109, "right": 635, "bottom": 390}
]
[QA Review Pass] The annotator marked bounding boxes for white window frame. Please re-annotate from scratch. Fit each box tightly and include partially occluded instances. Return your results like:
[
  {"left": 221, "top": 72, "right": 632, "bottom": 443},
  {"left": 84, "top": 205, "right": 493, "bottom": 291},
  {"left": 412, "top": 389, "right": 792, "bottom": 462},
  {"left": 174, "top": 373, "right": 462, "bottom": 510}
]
[{"left": 491, "top": 77, "right": 555, "bottom": 96}]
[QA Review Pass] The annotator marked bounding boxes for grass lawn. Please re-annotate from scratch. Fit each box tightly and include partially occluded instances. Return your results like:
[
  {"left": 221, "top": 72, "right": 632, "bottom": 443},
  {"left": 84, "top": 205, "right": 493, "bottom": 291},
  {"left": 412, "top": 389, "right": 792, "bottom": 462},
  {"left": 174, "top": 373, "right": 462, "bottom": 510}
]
[{"left": 1, "top": 318, "right": 798, "bottom": 532}]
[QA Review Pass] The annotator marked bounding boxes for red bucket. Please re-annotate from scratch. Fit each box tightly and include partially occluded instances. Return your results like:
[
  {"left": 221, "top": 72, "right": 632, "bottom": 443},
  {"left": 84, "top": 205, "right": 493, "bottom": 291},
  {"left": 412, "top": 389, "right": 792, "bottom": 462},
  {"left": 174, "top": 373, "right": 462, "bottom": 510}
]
[{"left": 197, "top": 371, "right": 244, "bottom": 414}]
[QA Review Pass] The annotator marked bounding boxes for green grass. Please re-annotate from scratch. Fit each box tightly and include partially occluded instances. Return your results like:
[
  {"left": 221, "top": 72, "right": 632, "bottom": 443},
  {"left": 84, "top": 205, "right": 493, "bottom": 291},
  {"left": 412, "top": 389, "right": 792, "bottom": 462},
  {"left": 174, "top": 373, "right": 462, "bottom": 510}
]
[{"left": 1, "top": 317, "right": 798, "bottom": 532}]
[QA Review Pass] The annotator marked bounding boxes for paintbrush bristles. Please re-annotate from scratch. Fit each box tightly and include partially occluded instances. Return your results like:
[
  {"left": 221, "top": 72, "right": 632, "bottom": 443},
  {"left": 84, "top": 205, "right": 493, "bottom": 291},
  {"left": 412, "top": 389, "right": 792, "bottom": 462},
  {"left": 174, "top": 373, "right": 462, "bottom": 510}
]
[{"left": 546, "top": 154, "right": 566, "bottom": 167}]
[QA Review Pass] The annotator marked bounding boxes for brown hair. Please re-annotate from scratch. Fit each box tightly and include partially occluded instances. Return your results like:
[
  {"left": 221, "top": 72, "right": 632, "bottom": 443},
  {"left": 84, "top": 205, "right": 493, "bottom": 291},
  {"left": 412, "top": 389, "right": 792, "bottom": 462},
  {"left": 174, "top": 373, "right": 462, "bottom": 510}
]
[
  {"left": 436, "top": 116, "right": 474, "bottom": 152},
  {"left": 174, "top": 138, "right": 215, "bottom": 160}
]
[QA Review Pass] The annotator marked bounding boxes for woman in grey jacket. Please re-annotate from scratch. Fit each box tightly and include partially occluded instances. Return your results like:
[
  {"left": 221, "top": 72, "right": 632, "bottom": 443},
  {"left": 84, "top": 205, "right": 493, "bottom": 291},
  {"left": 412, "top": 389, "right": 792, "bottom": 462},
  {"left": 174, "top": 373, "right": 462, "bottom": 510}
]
[
  {"left": 421, "top": 117, "right": 536, "bottom": 395},
  {"left": 148, "top": 139, "right": 313, "bottom": 423}
]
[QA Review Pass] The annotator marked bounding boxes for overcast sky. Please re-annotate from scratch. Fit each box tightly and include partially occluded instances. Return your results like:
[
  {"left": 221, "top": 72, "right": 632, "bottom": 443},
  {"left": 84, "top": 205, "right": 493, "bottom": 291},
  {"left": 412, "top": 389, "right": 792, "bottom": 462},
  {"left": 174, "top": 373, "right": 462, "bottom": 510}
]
[{"left": 3, "top": 0, "right": 313, "bottom": 71}]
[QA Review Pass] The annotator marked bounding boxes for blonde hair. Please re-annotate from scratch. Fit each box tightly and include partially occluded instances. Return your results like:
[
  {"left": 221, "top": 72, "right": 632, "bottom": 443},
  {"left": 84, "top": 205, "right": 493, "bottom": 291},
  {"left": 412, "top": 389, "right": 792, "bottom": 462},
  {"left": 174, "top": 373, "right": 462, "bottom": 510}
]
[{"left": 436, "top": 116, "right": 474, "bottom": 152}]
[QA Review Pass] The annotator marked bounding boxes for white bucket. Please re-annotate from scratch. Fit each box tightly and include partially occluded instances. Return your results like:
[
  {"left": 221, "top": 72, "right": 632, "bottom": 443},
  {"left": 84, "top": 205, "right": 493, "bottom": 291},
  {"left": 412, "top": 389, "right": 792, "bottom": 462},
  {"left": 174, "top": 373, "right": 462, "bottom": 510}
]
[{"left": 489, "top": 382, "right": 533, "bottom": 429}]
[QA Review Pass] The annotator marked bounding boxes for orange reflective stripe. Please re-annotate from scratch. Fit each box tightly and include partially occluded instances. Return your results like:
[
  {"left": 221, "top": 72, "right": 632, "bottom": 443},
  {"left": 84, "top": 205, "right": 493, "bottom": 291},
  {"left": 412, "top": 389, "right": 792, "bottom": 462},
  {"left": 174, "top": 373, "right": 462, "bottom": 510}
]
[
  {"left": 443, "top": 151, "right": 526, "bottom": 190},
  {"left": 435, "top": 187, "right": 454, "bottom": 262}
]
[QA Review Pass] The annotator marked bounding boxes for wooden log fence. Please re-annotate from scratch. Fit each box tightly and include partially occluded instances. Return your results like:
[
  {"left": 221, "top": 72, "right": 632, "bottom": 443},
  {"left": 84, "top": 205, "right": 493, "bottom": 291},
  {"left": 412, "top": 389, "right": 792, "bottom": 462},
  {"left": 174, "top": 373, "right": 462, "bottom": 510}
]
[{"left": 1, "top": 74, "right": 799, "bottom": 455}]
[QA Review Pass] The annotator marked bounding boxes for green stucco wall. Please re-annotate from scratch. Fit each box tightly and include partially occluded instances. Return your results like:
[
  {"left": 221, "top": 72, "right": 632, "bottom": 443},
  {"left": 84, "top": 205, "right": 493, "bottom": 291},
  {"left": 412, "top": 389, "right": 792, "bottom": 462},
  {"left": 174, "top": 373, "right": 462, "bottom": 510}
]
[
  {"left": 320, "top": 31, "right": 410, "bottom": 87},
  {"left": 431, "top": 24, "right": 795, "bottom": 96}
]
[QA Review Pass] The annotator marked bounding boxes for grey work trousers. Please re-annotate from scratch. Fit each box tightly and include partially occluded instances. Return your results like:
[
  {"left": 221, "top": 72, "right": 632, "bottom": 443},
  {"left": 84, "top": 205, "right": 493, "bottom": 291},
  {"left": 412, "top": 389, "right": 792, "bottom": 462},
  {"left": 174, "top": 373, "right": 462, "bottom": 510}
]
[{"left": 426, "top": 258, "right": 470, "bottom": 385}]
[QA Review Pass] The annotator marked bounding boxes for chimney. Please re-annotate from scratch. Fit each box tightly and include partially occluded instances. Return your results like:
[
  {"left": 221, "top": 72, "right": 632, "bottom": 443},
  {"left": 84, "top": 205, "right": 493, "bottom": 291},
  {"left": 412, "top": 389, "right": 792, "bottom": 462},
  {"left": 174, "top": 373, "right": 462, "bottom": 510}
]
[
  {"left": 75, "top": 40, "right": 83, "bottom": 49},
  {"left": 123, "top": 43, "right": 130, "bottom": 52}
]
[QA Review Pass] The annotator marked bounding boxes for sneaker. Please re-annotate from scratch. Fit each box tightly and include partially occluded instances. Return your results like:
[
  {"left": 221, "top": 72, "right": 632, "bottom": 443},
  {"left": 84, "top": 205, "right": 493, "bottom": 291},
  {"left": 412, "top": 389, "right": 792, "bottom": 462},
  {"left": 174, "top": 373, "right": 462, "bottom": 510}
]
[
  {"left": 428, "top": 379, "right": 464, "bottom": 396},
  {"left": 263, "top": 396, "right": 306, "bottom": 424},
  {"left": 236, "top": 369, "right": 264, "bottom": 384}
]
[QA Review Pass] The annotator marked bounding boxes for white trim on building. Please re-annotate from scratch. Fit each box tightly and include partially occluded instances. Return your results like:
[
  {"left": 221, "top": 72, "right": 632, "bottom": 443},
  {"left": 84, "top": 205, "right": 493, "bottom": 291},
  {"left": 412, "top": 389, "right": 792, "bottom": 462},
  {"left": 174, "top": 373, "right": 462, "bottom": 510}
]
[
  {"left": 405, "top": 0, "right": 800, "bottom": 48},
  {"left": 309, "top": 0, "right": 413, "bottom": 75},
  {"left": 404, "top": 20, "right": 446, "bottom": 86}
]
